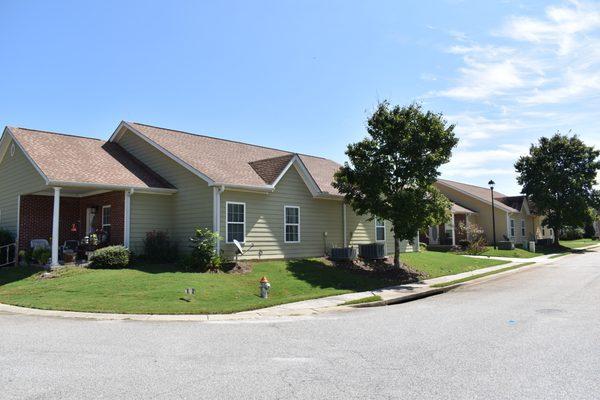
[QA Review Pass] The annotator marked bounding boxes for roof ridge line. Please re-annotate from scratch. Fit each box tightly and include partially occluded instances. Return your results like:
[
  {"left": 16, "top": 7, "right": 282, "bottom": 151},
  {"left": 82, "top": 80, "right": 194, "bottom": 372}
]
[
  {"left": 129, "top": 122, "right": 331, "bottom": 161},
  {"left": 11, "top": 126, "right": 104, "bottom": 141},
  {"left": 439, "top": 178, "right": 507, "bottom": 195}
]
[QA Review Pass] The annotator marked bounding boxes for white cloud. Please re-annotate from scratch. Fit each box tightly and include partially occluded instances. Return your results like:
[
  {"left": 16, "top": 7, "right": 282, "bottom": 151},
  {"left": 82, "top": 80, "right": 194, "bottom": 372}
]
[
  {"left": 445, "top": 113, "right": 524, "bottom": 147},
  {"left": 437, "top": 1, "right": 600, "bottom": 105},
  {"left": 500, "top": 1, "right": 600, "bottom": 55}
]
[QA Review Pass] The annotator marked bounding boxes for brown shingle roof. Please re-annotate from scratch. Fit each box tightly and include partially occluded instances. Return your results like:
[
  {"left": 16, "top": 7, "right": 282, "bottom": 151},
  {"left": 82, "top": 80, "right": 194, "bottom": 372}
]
[
  {"left": 9, "top": 127, "right": 174, "bottom": 190},
  {"left": 126, "top": 122, "right": 343, "bottom": 195},
  {"left": 436, "top": 179, "right": 519, "bottom": 212},
  {"left": 497, "top": 195, "right": 525, "bottom": 211},
  {"left": 249, "top": 154, "right": 295, "bottom": 185}
]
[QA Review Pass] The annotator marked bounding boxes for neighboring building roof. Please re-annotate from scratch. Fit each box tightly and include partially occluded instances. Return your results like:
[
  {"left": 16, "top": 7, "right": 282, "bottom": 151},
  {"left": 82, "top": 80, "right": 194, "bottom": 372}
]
[
  {"left": 451, "top": 202, "right": 476, "bottom": 214},
  {"left": 436, "top": 179, "right": 519, "bottom": 213},
  {"left": 7, "top": 127, "right": 174, "bottom": 190},
  {"left": 123, "top": 122, "right": 343, "bottom": 195},
  {"left": 497, "top": 195, "right": 525, "bottom": 211}
]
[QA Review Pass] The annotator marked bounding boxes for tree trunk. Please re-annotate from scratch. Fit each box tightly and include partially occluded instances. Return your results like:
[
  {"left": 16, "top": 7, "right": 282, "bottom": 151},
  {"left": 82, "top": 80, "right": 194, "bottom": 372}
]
[
  {"left": 394, "top": 236, "right": 401, "bottom": 269},
  {"left": 553, "top": 227, "right": 560, "bottom": 247}
]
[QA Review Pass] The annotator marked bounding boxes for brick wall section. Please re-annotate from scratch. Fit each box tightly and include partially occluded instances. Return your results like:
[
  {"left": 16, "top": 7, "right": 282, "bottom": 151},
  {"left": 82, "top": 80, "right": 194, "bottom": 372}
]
[{"left": 19, "top": 191, "right": 124, "bottom": 251}]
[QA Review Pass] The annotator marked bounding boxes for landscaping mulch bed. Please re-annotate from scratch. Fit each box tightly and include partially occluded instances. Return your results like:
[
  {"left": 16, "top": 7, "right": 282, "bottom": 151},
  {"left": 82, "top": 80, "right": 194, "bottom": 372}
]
[
  {"left": 325, "top": 257, "right": 424, "bottom": 283},
  {"left": 222, "top": 262, "right": 253, "bottom": 274}
]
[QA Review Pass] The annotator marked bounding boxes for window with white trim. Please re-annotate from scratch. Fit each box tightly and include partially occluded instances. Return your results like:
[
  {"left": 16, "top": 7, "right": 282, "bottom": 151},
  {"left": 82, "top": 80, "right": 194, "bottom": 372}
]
[
  {"left": 510, "top": 219, "right": 515, "bottom": 237},
  {"left": 284, "top": 206, "right": 300, "bottom": 243},
  {"left": 375, "top": 218, "right": 385, "bottom": 241},
  {"left": 102, "top": 205, "right": 111, "bottom": 237},
  {"left": 226, "top": 202, "right": 245, "bottom": 243},
  {"left": 521, "top": 220, "right": 526, "bottom": 237}
]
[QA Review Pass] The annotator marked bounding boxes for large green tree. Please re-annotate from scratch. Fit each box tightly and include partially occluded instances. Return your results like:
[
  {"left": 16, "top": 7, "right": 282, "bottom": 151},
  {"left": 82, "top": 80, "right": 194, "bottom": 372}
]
[
  {"left": 333, "top": 102, "right": 458, "bottom": 268},
  {"left": 515, "top": 133, "right": 600, "bottom": 246}
]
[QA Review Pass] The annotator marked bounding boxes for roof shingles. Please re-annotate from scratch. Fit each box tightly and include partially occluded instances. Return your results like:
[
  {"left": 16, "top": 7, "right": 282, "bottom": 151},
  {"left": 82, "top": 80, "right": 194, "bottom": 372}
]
[
  {"left": 126, "top": 122, "right": 343, "bottom": 195},
  {"left": 9, "top": 127, "right": 174, "bottom": 190}
]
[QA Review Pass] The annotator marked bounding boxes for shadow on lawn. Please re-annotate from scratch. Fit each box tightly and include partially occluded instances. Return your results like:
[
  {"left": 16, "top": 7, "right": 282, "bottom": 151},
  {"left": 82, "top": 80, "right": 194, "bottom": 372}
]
[
  {"left": 286, "top": 259, "right": 412, "bottom": 292},
  {"left": 0, "top": 265, "right": 44, "bottom": 286}
]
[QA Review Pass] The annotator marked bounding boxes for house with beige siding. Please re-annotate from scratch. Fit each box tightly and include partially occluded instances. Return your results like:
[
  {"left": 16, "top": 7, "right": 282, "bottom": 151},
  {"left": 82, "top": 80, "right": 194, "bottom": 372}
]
[
  {"left": 0, "top": 121, "right": 417, "bottom": 267},
  {"left": 429, "top": 179, "right": 553, "bottom": 247}
]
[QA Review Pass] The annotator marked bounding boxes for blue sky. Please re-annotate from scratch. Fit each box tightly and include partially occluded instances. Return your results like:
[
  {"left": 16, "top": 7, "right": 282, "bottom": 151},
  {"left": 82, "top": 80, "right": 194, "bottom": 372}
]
[{"left": 1, "top": 0, "right": 599, "bottom": 195}]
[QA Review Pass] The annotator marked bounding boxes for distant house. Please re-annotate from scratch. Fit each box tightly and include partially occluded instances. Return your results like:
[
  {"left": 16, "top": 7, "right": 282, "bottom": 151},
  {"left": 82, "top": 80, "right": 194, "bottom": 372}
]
[
  {"left": 428, "top": 179, "right": 554, "bottom": 246},
  {"left": 0, "top": 122, "right": 418, "bottom": 266}
]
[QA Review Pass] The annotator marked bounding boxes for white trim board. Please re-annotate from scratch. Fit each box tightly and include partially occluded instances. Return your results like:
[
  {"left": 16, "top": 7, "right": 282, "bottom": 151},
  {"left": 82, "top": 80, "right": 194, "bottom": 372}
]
[
  {"left": 225, "top": 201, "right": 246, "bottom": 244},
  {"left": 283, "top": 205, "right": 301, "bottom": 244}
]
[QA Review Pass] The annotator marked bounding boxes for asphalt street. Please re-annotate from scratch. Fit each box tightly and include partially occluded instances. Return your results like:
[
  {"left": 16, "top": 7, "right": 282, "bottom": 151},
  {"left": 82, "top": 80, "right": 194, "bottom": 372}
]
[{"left": 1, "top": 249, "right": 599, "bottom": 399}]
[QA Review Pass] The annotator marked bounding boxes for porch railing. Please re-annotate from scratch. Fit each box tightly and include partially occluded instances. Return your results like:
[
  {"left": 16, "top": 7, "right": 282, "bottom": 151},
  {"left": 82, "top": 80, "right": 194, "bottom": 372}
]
[{"left": 0, "top": 243, "right": 16, "bottom": 268}]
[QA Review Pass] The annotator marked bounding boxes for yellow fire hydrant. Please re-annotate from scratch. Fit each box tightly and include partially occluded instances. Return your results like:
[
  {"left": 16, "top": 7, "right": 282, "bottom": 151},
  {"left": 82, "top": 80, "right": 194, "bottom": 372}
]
[{"left": 260, "top": 276, "right": 271, "bottom": 299}]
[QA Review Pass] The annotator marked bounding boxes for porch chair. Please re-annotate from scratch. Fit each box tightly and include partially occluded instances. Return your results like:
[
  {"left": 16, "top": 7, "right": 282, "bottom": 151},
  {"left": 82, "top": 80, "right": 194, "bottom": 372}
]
[
  {"left": 30, "top": 239, "right": 50, "bottom": 251},
  {"left": 60, "top": 240, "right": 79, "bottom": 263}
]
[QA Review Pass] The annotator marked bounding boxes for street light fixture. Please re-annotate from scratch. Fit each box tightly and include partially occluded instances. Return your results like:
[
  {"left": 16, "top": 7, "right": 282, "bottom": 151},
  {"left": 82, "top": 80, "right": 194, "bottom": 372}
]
[{"left": 488, "top": 180, "right": 497, "bottom": 250}]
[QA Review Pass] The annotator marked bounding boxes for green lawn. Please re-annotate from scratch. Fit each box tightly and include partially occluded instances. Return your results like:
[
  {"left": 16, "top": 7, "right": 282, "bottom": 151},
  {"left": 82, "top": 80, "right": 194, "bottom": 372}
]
[
  {"left": 341, "top": 295, "right": 382, "bottom": 306},
  {"left": 478, "top": 247, "right": 539, "bottom": 258},
  {"left": 0, "top": 252, "right": 508, "bottom": 314},
  {"left": 559, "top": 239, "right": 600, "bottom": 249},
  {"left": 431, "top": 262, "right": 535, "bottom": 288},
  {"left": 400, "top": 251, "right": 508, "bottom": 278}
]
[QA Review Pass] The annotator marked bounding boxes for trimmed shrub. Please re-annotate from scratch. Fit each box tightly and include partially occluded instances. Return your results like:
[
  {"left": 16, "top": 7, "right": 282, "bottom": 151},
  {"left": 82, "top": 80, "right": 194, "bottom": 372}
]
[
  {"left": 143, "top": 231, "right": 178, "bottom": 262},
  {"left": 32, "top": 247, "right": 51, "bottom": 265},
  {"left": 0, "top": 229, "right": 13, "bottom": 246},
  {"left": 90, "top": 245, "right": 130, "bottom": 269}
]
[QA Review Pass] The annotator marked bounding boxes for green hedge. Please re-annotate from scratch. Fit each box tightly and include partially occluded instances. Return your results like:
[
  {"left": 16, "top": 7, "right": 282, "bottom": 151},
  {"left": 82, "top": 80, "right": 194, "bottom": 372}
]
[{"left": 90, "top": 246, "right": 130, "bottom": 269}]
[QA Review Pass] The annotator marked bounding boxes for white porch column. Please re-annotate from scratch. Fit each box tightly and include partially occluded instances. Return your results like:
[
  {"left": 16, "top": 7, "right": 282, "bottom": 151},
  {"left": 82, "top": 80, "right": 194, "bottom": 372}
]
[
  {"left": 451, "top": 212, "right": 456, "bottom": 246},
  {"left": 342, "top": 203, "right": 347, "bottom": 247},
  {"left": 51, "top": 187, "right": 61, "bottom": 267},
  {"left": 123, "top": 189, "right": 132, "bottom": 248}
]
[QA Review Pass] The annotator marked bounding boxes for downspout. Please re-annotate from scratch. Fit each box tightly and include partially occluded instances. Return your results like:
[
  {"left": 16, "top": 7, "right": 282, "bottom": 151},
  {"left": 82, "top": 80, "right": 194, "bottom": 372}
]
[
  {"left": 213, "top": 185, "right": 225, "bottom": 254},
  {"left": 124, "top": 188, "right": 133, "bottom": 249}
]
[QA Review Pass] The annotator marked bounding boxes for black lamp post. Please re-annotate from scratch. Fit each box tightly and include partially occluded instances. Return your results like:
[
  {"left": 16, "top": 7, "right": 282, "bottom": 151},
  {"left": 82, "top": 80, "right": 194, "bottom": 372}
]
[{"left": 488, "top": 180, "right": 497, "bottom": 249}]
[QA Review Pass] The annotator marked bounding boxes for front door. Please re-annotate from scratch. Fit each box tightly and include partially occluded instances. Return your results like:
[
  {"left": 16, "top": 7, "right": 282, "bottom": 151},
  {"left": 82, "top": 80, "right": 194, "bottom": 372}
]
[{"left": 85, "top": 208, "right": 96, "bottom": 235}]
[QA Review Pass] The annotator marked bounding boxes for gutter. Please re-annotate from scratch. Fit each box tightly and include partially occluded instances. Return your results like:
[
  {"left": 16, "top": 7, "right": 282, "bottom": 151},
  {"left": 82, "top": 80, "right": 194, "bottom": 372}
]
[{"left": 46, "top": 180, "right": 177, "bottom": 194}]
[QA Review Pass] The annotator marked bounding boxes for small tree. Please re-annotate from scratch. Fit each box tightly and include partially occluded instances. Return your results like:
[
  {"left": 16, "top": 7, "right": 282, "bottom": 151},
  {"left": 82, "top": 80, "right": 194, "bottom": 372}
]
[
  {"left": 457, "top": 222, "right": 486, "bottom": 254},
  {"left": 188, "top": 228, "right": 222, "bottom": 272},
  {"left": 515, "top": 134, "right": 600, "bottom": 246},
  {"left": 334, "top": 101, "right": 458, "bottom": 268}
]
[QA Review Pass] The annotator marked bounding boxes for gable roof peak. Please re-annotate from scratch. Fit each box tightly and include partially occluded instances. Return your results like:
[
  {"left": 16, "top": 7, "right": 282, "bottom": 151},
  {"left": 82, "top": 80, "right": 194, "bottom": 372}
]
[{"left": 127, "top": 121, "right": 330, "bottom": 161}]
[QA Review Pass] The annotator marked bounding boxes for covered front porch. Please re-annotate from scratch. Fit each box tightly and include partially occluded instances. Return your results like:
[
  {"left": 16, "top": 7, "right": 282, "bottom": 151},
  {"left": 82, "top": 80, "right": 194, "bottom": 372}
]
[
  {"left": 427, "top": 203, "right": 477, "bottom": 246},
  {"left": 18, "top": 186, "right": 132, "bottom": 266}
]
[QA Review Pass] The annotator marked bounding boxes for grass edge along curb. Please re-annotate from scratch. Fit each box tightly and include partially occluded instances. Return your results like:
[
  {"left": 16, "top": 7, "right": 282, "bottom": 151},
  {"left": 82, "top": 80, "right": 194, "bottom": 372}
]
[
  {"left": 340, "top": 295, "right": 382, "bottom": 306},
  {"left": 430, "top": 262, "right": 536, "bottom": 288}
]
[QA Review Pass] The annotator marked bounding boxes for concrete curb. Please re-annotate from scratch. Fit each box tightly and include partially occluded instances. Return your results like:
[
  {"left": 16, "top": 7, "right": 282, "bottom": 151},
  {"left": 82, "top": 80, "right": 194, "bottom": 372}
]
[
  {"left": 0, "top": 249, "right": 580, "bottom": 321},
  {"left": 350, "top": 260, "right": 543, "bottom": 309}
]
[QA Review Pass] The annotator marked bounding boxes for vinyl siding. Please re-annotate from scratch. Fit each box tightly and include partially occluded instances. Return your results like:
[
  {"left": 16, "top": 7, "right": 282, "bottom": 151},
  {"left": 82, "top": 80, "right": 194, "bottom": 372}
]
[
  {"left": 220, "top": 166, "right": 344, "bottom": 260},
  {"left": 129, "top": 193, "right": 174, "bottom": 254},
  {"left": 0, "top": 138, "right": 46, "bottom": 243},
  {"left": 436, "top": 184, "right": 509, "bottom": 243},
  {"left": 346, "top": 211, "right": 413, "bottom": 254},
  {"left": 117, "top": 130, "right": 212, "bottom": 252}
]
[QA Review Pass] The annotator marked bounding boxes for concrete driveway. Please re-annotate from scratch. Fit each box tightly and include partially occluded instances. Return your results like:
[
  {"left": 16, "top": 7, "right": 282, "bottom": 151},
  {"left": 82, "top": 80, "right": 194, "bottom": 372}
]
[{"left": 1, "top": 249, "right": 599, "bottom": 399}]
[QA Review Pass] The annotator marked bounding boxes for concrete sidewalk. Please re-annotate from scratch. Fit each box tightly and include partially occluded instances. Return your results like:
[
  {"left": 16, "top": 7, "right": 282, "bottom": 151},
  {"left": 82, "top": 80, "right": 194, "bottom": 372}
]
[{"left": 1, "top": 251, "right": 569, "bottom": 322}]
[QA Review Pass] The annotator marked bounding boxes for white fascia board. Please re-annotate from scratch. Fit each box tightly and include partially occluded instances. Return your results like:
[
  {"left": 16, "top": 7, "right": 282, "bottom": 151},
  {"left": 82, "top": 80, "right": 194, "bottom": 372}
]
[
  {"left": 2, "top": 127, "right": 51, "bottom": 184},
  {"left": 46, "top": 180, "right": 177, "bottom": 194},
  {"left": 110, "top": 121, "right": 214, "bottom": 185},
  {"left": 210, "top": 156, "right": 325, "bottom": 197}
]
